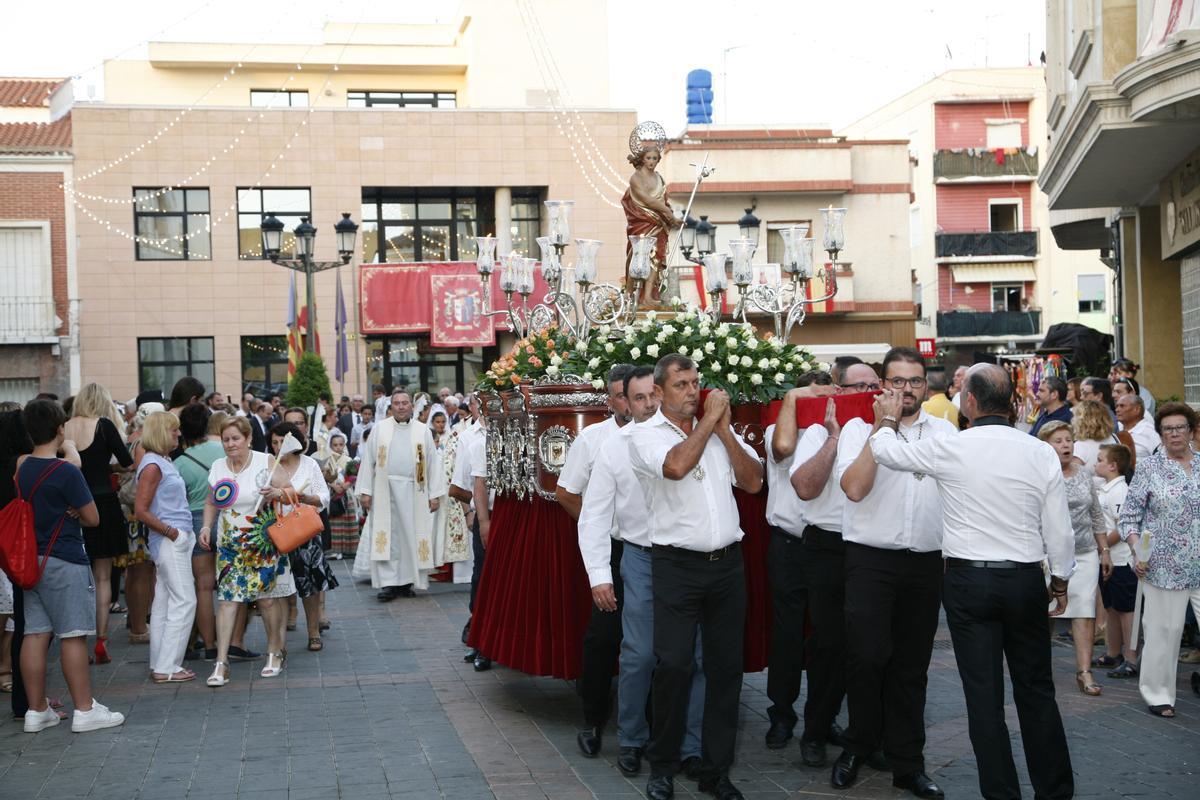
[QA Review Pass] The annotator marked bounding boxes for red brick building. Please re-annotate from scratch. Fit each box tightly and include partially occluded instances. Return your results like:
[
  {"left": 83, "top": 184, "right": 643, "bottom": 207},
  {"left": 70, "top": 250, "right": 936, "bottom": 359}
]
[{"left": 0, "top": 78, "right": 76, "bottom": 402}]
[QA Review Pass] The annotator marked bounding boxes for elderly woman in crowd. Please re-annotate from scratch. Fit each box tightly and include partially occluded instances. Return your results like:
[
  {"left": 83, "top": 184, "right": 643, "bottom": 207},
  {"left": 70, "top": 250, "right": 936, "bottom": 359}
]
[
  {"left": 175, "top": 406, "right": 227, "bottom": 661},
  {"left": 133, "top": 412, "right": 197, "bottom": 683},
  {"left": 199, "top": 417, "right": 284, "bottom": 686},
  {"left": 1038, "top": 420, "right": 1109, "bottom": 696},
  {"left": 268, "top": 422, "right": 337, "bottom": 652},
  {"left": 1120, "top": 402, "right": 1200, "bottom": 718}
]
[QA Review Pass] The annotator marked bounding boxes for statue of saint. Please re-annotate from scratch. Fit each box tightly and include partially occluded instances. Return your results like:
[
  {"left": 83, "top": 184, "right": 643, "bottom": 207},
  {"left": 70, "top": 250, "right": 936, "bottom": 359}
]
[{"left": 622, "top": 143, "right": 681, "bottom": 303}]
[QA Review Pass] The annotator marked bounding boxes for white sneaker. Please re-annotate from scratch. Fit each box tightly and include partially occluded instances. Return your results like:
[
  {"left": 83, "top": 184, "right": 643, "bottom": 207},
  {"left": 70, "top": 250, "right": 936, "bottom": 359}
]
[
  {"left": 23, "top": 703, "right": 61, "bottom": 733},
  {"left": 71, "top": 700, "right": 125, "bottom": 733}
]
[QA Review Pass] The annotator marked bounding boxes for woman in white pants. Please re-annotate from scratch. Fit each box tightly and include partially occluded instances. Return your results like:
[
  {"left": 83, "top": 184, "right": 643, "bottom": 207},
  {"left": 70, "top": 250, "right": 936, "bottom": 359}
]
[
  {"left": 134, "top": 412, "right": 197, "bottom": 683},
  {"left": 1120, "top": 402, "right": 1200, "bottom": 718}
]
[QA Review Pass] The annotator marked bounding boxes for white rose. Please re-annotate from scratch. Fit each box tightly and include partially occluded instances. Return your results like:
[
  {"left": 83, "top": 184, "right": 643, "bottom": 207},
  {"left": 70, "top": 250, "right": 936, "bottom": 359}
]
[
  {"left": 625, "top": 332, "right": 636, "bottom": 344},
  {"left": 550, "top": 354, "right": 563, "bottom": 367},
  {"left": 758, "top": 358, "right": 770, "bottom": 370},
  {"left": 715, "top": 323, "right": 730, "bottom": 336},
  {"left": 769, "top": 358, "right": 780, "bottom": 368},
  {"left": 727, "top": 372, "right": 739, "bottom": 383},
  {"left": 750, "top": 373, "right": 763, "bottom": 385},
  {"left": 818, "top": 361, "right": 830, "bottom": 372},
  {"left": 771, "top": 338, "right": 785, "bottom": 351},
  {"left": 656, "top": 331, "right": 668, "bottom": 343},
  {"left": 647, "top": 344, "right": 660, "bottom": 357},
  {"left": 575, "top": 340, "right": 587, "bottom": 352},
  {"left": 774, "top": 372, "right": 786, "bottom": 383},
  {"left": 698, "top": 323, "right": 711, "bottom": 336},
  {"left": 646, "top": 310, "right": 658, "bottom": 321},
  {"left": 740, "top": 355, "right": 753, "bottom": 368},
  {"left": 598, "top": 324, "right": 611, "bottom": 336},
  {"left": 546, "top": 364, "right": 560, "bottom": 376},
  {"left": 692, "top": 351, "right": 704, "bottom": 363},
  {"left": 678, "top": 345, "right": 689, "bottom": 355},
  {"left": 670, "top": 296, "right": 682, "bottom": 307},
  {"left": 588, "top": 357, "right": 601, "bottom": 369},
  {"left": 726, "top": 337, "right": 739, "bottom": 349},
  {"left": 705, "top": 341, "right": 716, "bottom": 353},
  {"left": 583, "top": 372, "right": 593, "bottom": 381},
  {"left": 605, "top": 342, "right": 615, "bottom": 353},
  {"left": 630, "top": 346, "right": 642, "bottom": 359},
  {"left": 592, "top": 379, "right": 604, "bottom": 389},
  {"left": 662, "top": 324, "right": 676, "bottom": 336},
  {"left": 682, "top": 326, "right": 693, "bottom": 336},
  {"left": 745, "top": 337, "right": 758, "bottom": 350},
  {"left": 728, "top": 354, "right": 740, "bottom": 366}
]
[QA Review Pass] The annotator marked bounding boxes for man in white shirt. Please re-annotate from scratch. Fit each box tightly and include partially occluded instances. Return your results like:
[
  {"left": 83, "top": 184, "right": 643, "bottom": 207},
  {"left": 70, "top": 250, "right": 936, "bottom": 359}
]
[
  {"left": 763, "top": 373, "right": 835, "bottom": 755},
  {"left": 788, "top": 362, "right": 881, "bottom": 768},
  {"left": 1115, "top": 393, "right": 1160, "bottom": 461},
  {"left": 577, "top": 366, "right": 705, "bottom": 780},
  {"left": 869, "top": 364, "right": 1075, "bottom": 800},
  {"left": 630, "top": 354, "right": 762, "bottom": 800},
  {"left": 830, "top": 348, "right": 953, "bottom": 798},
  {"left": 556, "top": 365, "right": 635, "bottom": 759},
  {"left": 349, "top": 406, "right": 374, "bottom": 458}
]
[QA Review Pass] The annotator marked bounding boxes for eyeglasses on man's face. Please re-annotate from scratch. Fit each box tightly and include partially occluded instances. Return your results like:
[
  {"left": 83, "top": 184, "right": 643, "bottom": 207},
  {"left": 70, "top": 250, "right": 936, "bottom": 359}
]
[
  {"left": 885, "top": 377, "right": 927, "bottom": 389},
  {"left": 840, "top": 382, "right": 882, "bottom": 393}
]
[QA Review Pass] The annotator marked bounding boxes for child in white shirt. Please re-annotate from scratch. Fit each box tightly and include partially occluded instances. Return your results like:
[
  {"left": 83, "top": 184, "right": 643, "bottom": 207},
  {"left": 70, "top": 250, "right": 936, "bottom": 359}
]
[{"left": 1093, "top": 443, "right": 1138, "bottom": 678}]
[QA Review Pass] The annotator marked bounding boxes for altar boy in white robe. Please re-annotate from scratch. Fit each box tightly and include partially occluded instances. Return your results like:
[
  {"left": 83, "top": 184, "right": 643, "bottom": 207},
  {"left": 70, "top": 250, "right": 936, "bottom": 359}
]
[{"left": 353, "top": 391, "right": 446, "bottom": 601}]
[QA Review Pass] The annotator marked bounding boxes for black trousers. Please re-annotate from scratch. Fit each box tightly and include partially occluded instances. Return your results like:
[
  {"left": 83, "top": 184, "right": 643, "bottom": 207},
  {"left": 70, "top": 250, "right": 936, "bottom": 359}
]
[
  {"left": 469, "top": 517, "right": 485, "bottom": 614},
  {"left": 943, "top": 565, "right": 1073, "bottom": 800},
  {"left": 766, "top": 526, "right": 809, "bottom": 730},
  {"left": 578, "top": 539, "right": 625, "bottom": 728},
  {"left": 10, "top": 585, "right": 28, "bottom": 718},
  {"left": 842, "top": 542, "right": 942, "bottom": 775},
  {"left": 647, "top": 544, "right": 746, "bottom": 782},
  {"left": 799, "top": 525, "right": 846, "bottom": 742}
]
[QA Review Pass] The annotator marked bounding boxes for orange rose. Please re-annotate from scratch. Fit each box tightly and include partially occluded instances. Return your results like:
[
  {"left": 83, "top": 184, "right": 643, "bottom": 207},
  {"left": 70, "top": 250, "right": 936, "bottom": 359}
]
[
  {"left": 529, "top": 356, "right": 543, "bottom": 367},
  {"left": 510, "top": 374, "right": 521, "bottom": 384}
]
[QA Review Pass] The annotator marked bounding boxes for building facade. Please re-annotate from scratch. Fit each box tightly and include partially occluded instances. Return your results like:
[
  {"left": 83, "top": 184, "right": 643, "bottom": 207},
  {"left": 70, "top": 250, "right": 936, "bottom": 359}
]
[
  {"left": 0, "top": 78, "right": 78, "bottom": 402},
  {"left": 842, "top": 67, "right": 1114, "bottom": 369},
  {"left": 69, "top": 5, "right": 634, "bottom": 402},
  {"left": 659, "top": 127, "right": 917, "bottom": 363},
  {"left": 1041, "top": 0, "right": 1200, "bottom": 403}
]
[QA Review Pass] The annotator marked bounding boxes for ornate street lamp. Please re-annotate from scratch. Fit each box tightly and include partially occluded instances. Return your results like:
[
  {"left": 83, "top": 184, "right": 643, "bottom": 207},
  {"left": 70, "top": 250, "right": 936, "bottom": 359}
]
[{"left": 737, "top": 206, "right": 761, "bottom": 248}]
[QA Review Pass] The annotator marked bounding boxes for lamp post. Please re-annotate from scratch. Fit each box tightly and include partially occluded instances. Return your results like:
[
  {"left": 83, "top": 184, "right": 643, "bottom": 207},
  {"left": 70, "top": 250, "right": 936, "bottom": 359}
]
[
  {"left": 262, "top": 213, "right": 358, "bottom": 354},
  {"left": 680, "top": 214, "right": 718, "bottom": 265}
]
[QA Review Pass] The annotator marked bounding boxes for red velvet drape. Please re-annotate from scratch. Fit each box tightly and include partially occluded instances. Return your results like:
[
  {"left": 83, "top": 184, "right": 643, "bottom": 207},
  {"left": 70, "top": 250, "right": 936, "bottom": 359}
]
[
  {"left": 467, "top": 494, "right": 593, "bottom": 679},
  {"left": 736, "top": 486, "right": 772, "bottom": 673}
]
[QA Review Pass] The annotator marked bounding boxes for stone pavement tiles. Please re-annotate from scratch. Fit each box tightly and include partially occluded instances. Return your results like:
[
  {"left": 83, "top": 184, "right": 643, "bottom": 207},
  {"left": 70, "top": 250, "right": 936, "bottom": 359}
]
[{"left": 2, "top": 561, "right": 1199, "bottom": 799}]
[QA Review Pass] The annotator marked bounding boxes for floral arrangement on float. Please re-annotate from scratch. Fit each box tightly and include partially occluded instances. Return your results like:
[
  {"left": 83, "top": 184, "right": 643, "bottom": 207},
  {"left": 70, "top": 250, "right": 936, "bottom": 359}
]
[{"left": 477, "top": 303, "right": 824, "bottom": 403}]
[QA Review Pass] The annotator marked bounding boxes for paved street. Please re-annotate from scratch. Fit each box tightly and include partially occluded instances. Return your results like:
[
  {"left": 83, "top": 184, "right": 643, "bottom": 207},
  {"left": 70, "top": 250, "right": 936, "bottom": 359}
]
[{"left": 2, "top": 561, "right": 1198, "bottom": 799}]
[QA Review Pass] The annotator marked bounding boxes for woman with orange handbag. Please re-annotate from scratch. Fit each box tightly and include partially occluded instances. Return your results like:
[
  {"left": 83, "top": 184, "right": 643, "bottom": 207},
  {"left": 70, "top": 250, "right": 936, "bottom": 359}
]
[{"left": 266, "top": 423, "right": 337, "bottom": 653}]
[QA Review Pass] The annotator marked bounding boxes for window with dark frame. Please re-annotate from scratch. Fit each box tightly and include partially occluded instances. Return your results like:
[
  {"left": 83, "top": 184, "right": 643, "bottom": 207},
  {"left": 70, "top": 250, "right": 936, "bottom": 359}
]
[
  {"left": 989, "top": 202, "right": 1020, "bottom": 232},
  {"left": 991, "top": 283, "right": 1023, "bottom": 313},
  {"left": 250, "top": 90, "right": 309, "bottom": 107},
  {"left": 133, "top": 188, "right": 212, "bottom": 260},
  {"left": 366, "top": 336, "right": 497, "bottom": 395},
  {"left": 137, "top": 337, "right": 215, "bottom": 394},
  {"left": 347, "top": 91, "right": 457, "bottom": 109},
  {"left": 236, "top": 187, "right": 312, "bottom": 259},
  {"left": 241, "top": 336, "right": 290, "bottom": 397}
]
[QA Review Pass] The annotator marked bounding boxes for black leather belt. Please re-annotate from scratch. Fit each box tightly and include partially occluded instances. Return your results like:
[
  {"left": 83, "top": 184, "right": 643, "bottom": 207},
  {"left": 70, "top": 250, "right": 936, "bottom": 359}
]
[
  {"left": 654, "top": 542, "right": 739, "bottom": 561},
  {"left": 946, "top": 557, "right": 1040, "bottom": 570}
]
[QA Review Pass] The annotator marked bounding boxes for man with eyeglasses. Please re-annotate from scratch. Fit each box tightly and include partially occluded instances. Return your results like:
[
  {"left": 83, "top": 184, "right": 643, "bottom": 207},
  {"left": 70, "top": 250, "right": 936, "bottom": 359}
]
[
  {"left": 787, "top": 360, "right": 881, "bottom": 769},
  {"left": 828, "top": 347, "right": 953, "bottom": 798}
]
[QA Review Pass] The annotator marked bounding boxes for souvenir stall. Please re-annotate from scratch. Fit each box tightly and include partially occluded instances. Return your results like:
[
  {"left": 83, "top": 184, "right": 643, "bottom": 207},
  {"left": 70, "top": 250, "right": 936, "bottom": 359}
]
[{"left": 466, "top": 124, "right": 848, "bottom": 679}]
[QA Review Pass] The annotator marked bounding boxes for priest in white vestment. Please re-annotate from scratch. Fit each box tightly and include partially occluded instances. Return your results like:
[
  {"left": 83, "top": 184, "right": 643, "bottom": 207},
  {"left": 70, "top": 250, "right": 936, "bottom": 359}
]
[{"left": 353, "top": 391, "right": 446, "bottom": 600}]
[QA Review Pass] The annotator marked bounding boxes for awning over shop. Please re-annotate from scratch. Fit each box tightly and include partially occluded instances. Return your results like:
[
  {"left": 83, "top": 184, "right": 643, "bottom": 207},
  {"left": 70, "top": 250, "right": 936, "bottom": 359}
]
[{"left": 950, "top": 262, "right": 1036, "bottom": 283}]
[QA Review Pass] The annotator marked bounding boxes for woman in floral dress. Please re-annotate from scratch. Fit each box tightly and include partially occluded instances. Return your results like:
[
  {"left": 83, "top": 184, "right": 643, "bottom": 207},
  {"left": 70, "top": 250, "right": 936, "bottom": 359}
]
[{"left": 198, "top": 417, "right": 284, "bottom": 686}]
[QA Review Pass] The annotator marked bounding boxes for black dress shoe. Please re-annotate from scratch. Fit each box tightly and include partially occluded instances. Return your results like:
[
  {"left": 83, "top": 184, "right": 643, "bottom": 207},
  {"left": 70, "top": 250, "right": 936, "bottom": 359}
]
[
  {"left": 463, "top": 648, "right": 478, "bottom": 663},
  {"left": 576, "top": 726, "right": 602, "bottom": 757},
  {"left": 764, "top": 721, "right": 793, "bottom": 749},
  {"left": 645, "top": 774, "right": 674, "bottom": 800},
  {"left": 680, "top": 756, "right": 702, "bottom": 781},
  {"left": 893, "top": 772, "right": 945, "bottom": 798},
  {"left": 866, "top": 749, "right": 890, "bottom": 771},
  {"left": 376, "top": 587, "right": 400, "bottom": 602},
  {"left": 830, "top": 751, "right": 863, "bottom": 789},
  {"left": 473, "top": 655, "right": 492, "bottom": 672},
  {"left": 697, "top": 775, "right": 745, "bottom": 799},
  {"left": 617, "top": 746, "right": 643, "bottom": 775},
  {"left": 396, "top": 584, "right": 415, "bottom": 598},
  {"left": 827, "top": 722, "right": 847, "bottom": 747},
  {"left": 800, "top": 737, "right": 827, "bottom": 767}
]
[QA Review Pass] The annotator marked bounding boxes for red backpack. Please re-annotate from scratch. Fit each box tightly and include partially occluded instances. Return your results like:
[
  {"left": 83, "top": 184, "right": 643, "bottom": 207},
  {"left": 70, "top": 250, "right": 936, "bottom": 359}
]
[{"left": 0, "top": 459, "right": 67, "bottom": 590}]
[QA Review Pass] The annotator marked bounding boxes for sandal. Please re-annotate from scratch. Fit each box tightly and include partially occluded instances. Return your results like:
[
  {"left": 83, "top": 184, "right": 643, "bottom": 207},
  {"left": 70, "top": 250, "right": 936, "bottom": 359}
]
[
  {"left": 1091, "top": 653, "right": 1123, "bottom": 668},
  {"left": 206, "top": 661, "right": 230, "bottom": 687},
  {"left": 1109, "top": 661, "right": 1139, "bottom": 679},
  {"left": 108, "top": 602, "right": 126, "bottom": 614},
  {"left": 153, "top": 670, "right": 196, "bottom": 684},
  {"left": 319, "top": 619, "right": 331, "bottom": 631},
  {"left": 0, "top": 671, "right": 12, "bottom": 693},
  {"left": 1148, "top": 704, "right": 1175, "bottom": 717},
  {"left": 307, "top": 637, "right": 323, "bottom": 652},
  {"left": 1075, "top": 670, "right": 1102, "bottom": 696},
  {"left": 260, "top": 652, "right": 285, "bottom": 678},
  {"left": 128, "top": 631, "right": 150, "bottom": 644}
]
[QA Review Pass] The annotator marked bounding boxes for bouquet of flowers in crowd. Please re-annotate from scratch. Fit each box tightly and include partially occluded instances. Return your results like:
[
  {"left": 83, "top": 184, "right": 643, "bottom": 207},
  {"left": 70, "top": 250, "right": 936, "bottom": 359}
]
[{"left": 477, "top": 303, "right": 825, "bottom": 404}]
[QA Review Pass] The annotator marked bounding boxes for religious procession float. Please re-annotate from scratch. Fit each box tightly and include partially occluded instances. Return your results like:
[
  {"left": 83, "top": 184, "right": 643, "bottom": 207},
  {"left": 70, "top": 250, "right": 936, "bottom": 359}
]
[{"left": 467, "top": 123, "right": 850, "bottom": 678}]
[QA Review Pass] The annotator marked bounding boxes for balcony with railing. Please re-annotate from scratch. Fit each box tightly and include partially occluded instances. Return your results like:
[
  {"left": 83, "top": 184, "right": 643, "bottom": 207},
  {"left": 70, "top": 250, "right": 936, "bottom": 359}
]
[
  {"left": 933, "top": 148, "right": 1039, "bottom": 180},
  {"left": 936, "top": 230, "right": 1038, "bottom": 259},
  {"left": 936, "top": 310, "right": 1041, "bottom": 338},
  {"left": 0, "top": 299, "right": 61, "bottom": 343}
]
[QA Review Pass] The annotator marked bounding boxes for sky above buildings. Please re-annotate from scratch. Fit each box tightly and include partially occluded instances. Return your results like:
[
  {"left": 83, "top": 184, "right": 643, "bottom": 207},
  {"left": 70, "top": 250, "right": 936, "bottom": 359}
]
[{"left": 3, "top": 0, "right": 1046, "bottom": 131}]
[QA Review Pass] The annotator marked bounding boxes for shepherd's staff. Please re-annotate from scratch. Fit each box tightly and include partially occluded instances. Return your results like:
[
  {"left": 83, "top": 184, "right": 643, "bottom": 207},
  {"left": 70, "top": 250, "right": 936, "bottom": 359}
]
[{"left": 664, "top": 153, "right": 715, "bottom": 269}]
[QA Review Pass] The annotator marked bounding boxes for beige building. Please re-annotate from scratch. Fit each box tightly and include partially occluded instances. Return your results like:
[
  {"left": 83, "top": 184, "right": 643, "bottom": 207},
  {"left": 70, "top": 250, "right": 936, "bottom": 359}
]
[
  {"left": 69, "top": 4, "right": 636, "bottom": 402},
  {"left": 1041, "top": 0, "right": 1200, "bottom": 402},
  {"left": 842, "top": 67, "right": 1114, "bottom": 368},
  {"left": 660, "top": 127, "right": 917, "bottom": 361}
]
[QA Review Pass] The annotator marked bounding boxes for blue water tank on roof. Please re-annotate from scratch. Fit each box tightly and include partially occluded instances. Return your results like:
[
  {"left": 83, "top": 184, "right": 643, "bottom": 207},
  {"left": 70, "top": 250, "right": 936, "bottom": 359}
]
[{"left": 686, "top": 69, "right": 713, "bottom": 124}]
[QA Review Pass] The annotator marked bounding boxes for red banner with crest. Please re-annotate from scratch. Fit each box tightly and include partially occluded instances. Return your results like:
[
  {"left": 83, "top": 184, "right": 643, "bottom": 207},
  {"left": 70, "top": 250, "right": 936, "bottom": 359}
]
[{"left": 430, "top": 265, "right": 495, "bottom": 347}]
